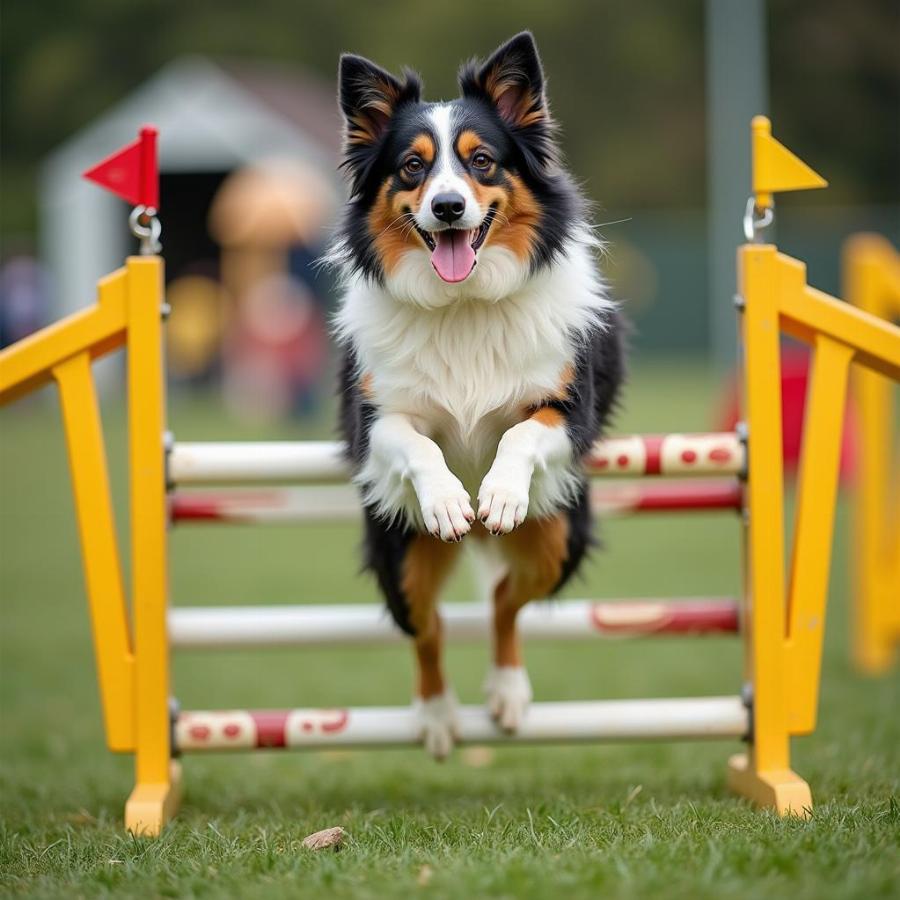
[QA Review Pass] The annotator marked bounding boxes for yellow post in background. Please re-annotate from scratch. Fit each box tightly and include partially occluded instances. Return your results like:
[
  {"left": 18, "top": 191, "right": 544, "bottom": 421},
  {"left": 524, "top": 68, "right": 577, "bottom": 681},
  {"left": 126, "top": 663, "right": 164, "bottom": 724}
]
[
  {"left": 845, "top": 235, "right": 900, "bottom": 674},
  {"left": 122, "top": 257, "right": 182, "bottom": 836}
]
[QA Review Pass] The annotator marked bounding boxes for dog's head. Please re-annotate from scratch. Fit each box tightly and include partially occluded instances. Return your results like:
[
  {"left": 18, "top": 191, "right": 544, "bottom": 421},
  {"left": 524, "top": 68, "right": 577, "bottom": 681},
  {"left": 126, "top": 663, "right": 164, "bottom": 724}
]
[{"left": 334, "top": 32, "right": 581, "bottom": 304}]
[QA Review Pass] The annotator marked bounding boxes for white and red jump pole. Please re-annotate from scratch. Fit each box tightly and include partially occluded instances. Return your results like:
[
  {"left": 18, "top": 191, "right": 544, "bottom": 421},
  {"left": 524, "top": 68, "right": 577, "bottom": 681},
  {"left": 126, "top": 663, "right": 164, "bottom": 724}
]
[
  {"left": 168, "top": 432, "right": 745, "bottom": 525},
  {"left": 167, "top": 433, "right": 745, "bottom": 485},
  {"left": 175, "top": 697, "right": 749, "bottom": 752},
  {"left": 169, "top": 598, "right": 739, "bottom": 648},
  {"left": 170, "top": 479, "right": 743, "bottom": 524}
]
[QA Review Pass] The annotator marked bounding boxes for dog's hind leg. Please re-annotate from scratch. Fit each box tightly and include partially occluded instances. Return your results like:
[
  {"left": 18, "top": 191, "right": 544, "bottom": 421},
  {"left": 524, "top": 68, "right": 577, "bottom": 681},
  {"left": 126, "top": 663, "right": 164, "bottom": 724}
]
[
  {"left": 486, "top": 513, "right": 571, "bottom": 731},
  {"left": 402, "top": 534, "right": 462, "bottom": 759}
]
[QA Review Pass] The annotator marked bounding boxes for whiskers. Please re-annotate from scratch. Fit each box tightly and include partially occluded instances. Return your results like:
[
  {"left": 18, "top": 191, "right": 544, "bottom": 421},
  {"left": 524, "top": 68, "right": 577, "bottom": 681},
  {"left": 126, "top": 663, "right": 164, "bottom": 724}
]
[
  {"left": 374, "top": 210, "right": 418, "bottom": 242},
  {"left": 586, "top": 217, "right": 632, "bottom": 230},
  {"left": 489, "top": 208, "right": 512, "bottom": 229},
  {"left": 398, "top": 216, "right": 421, "bottom": 241}
]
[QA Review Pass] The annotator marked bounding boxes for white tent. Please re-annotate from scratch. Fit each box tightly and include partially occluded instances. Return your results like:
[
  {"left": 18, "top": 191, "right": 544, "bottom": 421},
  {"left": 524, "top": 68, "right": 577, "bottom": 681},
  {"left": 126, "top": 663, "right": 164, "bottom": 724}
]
[{"left": 40, "top": 56, "right": 341, "bottom": 318}]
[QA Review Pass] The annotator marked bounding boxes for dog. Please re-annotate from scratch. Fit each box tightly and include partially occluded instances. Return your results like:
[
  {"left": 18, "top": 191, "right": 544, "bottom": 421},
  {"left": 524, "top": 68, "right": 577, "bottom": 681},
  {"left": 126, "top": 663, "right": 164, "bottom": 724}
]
[{"left": 329, "top": 32, "right": 625, "bottom": 758}]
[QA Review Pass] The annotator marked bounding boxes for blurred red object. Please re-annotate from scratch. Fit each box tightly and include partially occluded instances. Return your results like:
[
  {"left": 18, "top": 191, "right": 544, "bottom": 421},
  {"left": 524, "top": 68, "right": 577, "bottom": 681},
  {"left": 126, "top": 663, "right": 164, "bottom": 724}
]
[{"left": 716, "top": 345, "right": 857, "bottom": 482}]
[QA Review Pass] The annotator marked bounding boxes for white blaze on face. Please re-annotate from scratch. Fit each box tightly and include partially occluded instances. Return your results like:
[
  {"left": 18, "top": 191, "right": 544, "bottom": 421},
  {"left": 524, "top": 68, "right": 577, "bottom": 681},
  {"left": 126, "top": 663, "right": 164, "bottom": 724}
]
[
  {"left": 417, "top": 104, "right": 482, "bottom": 233},
  {"left": 417, "top": 104, "right": 485, "bottom": 283}
]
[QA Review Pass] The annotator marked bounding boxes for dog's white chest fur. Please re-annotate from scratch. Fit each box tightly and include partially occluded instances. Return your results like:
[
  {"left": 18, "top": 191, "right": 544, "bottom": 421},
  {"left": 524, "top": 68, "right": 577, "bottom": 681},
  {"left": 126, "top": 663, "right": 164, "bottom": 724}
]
[{"left": 336, "top": 232, "right": 612, "bottom": 505}]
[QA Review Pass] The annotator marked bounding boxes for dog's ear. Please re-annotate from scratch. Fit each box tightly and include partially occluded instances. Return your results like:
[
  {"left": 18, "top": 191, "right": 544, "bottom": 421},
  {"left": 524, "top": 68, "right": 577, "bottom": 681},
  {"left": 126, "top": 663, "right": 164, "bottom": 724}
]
[
  {"left": 459, "top": 32, "right": 546, "bottom": 129},
  {"left": 339, "top": 54, "right": 421, "bottom": 148}
]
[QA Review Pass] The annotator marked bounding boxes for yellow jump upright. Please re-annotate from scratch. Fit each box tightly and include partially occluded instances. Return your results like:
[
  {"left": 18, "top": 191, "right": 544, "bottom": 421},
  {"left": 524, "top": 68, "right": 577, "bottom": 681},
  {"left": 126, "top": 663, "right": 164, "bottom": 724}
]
[
  {"left": 0, "top": 255, "right": 180, "bottom": 834},
  {"left": 844, "top": 235, "right": 900, "bottom": 674},
  {"left": 727, "top": 122, "right": 900, "bottom": 812}
]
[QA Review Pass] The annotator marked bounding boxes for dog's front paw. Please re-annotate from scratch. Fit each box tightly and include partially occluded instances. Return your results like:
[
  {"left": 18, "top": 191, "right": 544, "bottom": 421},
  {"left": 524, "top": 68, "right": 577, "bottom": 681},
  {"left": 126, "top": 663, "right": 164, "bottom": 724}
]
[
  {"left": 477, "top": 465, "right": 531, "bottom": 534},
  {"left": 483, "top": 665, "right": 533, "bottom": 732},
  {"left": 413, "top": 691, "right": 459, "bottom": 760},
  {"left": 416, "top": 471, "right": 475, "bottom": 542}
]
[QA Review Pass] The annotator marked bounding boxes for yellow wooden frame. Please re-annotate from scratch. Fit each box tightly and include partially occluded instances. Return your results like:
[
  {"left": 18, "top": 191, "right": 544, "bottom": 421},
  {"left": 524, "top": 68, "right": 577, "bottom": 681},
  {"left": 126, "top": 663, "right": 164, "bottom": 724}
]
[
  {"left": 727, "top": 244, "right": 900, "bottom": 814},
  {"left": 0, "top": 257, "right": 180, "bottom": 834},
  {"left": 844, "top": 235, "right": 900, "bottom": 674}
]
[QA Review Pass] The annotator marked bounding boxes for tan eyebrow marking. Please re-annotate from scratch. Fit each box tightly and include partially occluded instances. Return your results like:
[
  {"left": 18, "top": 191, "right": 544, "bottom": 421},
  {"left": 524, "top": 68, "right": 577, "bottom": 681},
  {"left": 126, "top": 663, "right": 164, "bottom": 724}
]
[
  {"left": 410, "top": 133, "right": 435, "bottom": 163},
  {"left": 456, "top": 129, "right": 484, "bottom": 159}
]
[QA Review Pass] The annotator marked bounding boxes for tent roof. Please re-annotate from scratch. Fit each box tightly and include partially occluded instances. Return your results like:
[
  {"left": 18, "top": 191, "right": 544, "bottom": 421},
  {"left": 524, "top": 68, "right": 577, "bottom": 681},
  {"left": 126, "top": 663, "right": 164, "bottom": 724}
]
[{"left": 42, "top": 56, "right": 343, "bottom": 184}]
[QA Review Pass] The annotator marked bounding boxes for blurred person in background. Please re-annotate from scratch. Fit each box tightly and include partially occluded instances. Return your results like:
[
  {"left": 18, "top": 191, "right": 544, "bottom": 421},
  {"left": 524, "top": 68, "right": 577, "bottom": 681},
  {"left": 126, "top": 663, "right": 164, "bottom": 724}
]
[
  {"left": 0, "top": 254, "right": 49, "bottom": 348},
  {"left": 210, "top": 159, "right": 334, "bottom": 422},
  {"left": 222, "top": 272, "right": 327, "bottom": 423}
]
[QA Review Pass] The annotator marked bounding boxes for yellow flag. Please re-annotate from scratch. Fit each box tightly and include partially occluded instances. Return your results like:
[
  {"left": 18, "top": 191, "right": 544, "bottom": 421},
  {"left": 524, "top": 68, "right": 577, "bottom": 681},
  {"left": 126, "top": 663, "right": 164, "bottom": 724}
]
[{"left": 752, "top": 116, "right": 827, "bottom": 209}]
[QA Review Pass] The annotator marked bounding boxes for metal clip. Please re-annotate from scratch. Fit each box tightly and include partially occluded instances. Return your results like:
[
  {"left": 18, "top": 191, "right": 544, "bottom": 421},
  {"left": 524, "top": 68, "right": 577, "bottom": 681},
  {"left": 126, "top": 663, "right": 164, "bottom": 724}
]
[
  {"left": 743, "top": 196, "right": 774, "bottom": 243},
  {"left": 163, "top": 430, "right": 175, "bottom": 491},
  {"left": 169, "top": 697, "right": 181, "bottom": 757},
  {"left": 129, "top": 205, "right": 162, "bottom": 255},
  {"left": 735, "top": 421, "right": 749, "bottom": 481},
  {"left": 740, "top": 682, "right": 753, "bottom": 743}
]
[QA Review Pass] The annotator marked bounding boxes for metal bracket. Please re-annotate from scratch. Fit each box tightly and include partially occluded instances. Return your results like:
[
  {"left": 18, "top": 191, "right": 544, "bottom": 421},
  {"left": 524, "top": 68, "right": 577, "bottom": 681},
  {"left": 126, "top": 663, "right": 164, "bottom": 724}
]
[
  {"left": 735, "top": 421, "right": 749, "bottom": 481},
  {"left": 169, "top": 697, "right": 181, "bottom": 758},
  {"left": 740, "top": 682, "right": 754, "bottom": 744},
  {"left": 129, "top": 205, "right": 162, "bottom": 256},
  {"left": 743, "top": 196, "right": 774, "bottom": 243},
  {"left": 163, "top": 430, "right": 175, "bottom": 492}
]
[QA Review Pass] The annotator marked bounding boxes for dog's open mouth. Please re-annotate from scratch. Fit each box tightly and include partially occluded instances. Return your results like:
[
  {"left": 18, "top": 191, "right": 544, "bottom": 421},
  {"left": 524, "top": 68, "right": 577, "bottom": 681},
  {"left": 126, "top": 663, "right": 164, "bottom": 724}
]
[{"left": 415, "top": 206, "right": 497, "bottom": 283}]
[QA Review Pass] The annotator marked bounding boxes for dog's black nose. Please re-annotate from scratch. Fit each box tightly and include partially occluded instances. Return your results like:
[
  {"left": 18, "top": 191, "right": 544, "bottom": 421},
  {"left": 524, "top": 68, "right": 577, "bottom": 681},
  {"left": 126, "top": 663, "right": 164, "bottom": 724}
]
[{"left": 431, "top": 192, "right": 466, "bottom": 224}]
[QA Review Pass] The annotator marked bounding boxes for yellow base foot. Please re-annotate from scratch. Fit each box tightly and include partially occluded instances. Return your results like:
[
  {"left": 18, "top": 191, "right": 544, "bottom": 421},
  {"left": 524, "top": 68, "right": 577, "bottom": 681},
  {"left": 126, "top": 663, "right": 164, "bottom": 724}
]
[
  {"left": 125, "top": 761, "right": 183, "bottom": 835},
  {"left": 727, "top": 753, "right": 812, "bottom": 817}
]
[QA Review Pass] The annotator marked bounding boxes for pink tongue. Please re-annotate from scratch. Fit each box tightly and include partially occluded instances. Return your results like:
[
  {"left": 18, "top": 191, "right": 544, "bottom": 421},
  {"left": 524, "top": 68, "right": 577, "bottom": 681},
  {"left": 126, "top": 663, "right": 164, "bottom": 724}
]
[{"left": 431, "top": 229, "right": 476, "bottom": 283}]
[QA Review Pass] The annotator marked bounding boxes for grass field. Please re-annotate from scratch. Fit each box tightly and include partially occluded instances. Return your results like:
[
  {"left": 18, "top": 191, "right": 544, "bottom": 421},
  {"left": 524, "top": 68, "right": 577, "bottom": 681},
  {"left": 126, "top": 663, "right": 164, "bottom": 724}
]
[{"left": 1, "top": 361, "right": 898, "bottom": 899}]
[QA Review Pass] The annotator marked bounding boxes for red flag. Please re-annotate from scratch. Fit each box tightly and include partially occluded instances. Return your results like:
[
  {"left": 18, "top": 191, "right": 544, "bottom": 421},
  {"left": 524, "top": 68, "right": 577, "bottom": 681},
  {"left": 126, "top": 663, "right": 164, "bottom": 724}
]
[{"left": 83, "top": 126, "right": 159, "bottom": 209}]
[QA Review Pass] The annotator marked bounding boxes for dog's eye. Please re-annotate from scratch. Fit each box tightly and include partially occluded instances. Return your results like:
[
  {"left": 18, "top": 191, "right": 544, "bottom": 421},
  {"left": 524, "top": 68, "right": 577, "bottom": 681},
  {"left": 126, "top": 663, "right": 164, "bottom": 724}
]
[
  {"left": 403, "top": 156, "right": 424, "bottom": 175},
  {"left": 472, "top": 152, "right": 493, "bottom": 170}
]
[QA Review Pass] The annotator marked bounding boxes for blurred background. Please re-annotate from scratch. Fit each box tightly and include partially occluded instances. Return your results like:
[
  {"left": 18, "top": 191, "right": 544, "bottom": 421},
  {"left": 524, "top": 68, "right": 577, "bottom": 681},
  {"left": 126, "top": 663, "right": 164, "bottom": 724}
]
[
  {"left": 1, "top": 0, "right": 898, "bottom": 422},
  {"left": 1, "top": 2, "right": 898, "bottom": 848}
]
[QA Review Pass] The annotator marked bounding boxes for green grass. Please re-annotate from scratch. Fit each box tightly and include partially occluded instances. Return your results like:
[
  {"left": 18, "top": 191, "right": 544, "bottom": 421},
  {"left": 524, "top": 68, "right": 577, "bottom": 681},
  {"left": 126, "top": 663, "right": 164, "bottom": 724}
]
[{"left": 1, "top": 361, "right": 898, "bottom": 899}]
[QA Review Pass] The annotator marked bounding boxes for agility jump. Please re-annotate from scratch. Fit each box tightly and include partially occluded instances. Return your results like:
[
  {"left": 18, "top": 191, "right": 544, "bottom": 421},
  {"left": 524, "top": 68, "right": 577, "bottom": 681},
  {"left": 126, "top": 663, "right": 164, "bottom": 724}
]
[{"left": 1, "top": 118, "right": 898, "bottom": 835}]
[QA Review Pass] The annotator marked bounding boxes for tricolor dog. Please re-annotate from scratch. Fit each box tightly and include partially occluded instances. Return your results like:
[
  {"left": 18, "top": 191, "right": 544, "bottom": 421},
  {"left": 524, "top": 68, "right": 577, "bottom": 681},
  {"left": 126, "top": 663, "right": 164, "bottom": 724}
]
[{"left": 330, "top": 32, "right": 625, "bottom": 758}]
